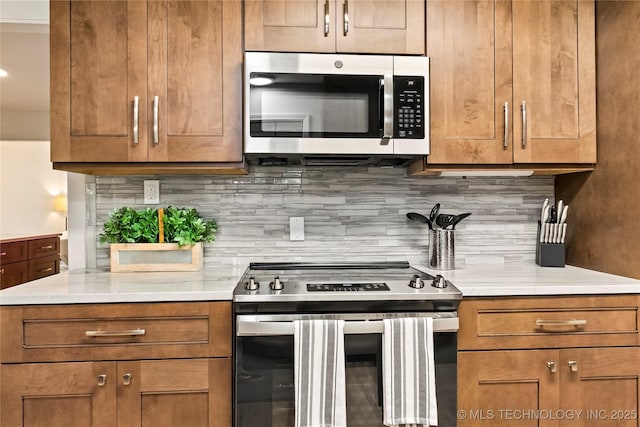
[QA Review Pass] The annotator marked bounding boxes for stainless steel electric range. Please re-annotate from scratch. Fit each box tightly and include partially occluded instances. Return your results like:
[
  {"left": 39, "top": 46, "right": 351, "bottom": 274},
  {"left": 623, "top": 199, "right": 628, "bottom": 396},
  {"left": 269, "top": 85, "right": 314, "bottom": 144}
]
[{"left": 233, "top": 261, "right": 462, "bottom": 427}]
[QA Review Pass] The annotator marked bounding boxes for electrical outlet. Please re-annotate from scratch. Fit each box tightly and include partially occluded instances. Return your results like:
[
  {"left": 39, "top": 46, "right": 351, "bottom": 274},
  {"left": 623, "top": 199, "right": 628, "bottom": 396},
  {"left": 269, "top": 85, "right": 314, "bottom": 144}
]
[{"left": 144, "top": 180, "right": 160, "bottom": 204}]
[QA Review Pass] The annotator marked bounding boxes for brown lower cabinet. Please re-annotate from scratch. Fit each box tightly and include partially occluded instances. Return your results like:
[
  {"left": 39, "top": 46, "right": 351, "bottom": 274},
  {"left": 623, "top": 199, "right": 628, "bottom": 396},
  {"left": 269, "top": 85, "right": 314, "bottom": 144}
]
[
  {"left": 458, "top": 296, "right": 640, "bottom": 427},
  {"left": 1, "top": 359, "right": 231, "bottom": 427},
  {"left": 0, "top": 235, "right": 61, "bottom": 289},
  {"left": 0, "top": 302, "right": 232, "bottom": 427}
]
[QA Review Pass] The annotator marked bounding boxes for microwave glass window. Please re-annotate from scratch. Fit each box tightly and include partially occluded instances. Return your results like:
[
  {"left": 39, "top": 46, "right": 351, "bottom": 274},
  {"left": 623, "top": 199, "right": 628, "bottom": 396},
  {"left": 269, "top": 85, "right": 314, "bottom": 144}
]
[{"left": 249, "top": 74, "right": 383, "bottom": 138}]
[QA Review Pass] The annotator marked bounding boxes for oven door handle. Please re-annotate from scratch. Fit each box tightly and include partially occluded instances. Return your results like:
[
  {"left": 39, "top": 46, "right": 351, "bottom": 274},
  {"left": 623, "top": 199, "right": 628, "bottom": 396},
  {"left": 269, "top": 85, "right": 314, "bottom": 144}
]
[{"left": 236, "top": 316, "right": 459, "bottom": 336}]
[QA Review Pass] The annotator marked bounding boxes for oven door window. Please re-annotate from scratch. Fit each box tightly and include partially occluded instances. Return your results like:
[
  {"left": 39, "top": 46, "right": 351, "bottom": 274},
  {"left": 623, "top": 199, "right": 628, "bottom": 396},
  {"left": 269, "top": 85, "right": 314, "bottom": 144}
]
[
  {"left": 235, "top": 333, "right": 457, "bottom": 427},
  {"left": 249, "top": 74, "right": 383, "bottom": 138}
]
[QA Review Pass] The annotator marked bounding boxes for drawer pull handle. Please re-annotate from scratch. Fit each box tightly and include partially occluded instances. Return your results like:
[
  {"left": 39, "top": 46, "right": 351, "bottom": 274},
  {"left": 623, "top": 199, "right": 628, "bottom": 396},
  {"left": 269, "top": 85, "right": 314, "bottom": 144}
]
[
  {"left": 568, "top": 360, "right": 578, "bottom": 372},
  {"left": 123, "top": 373, "right": 132, "bottom": 386},
  {"left": 536, "top": 319, "right": 587, "bottom": 327},
  {"left": 0, "top": 252, "right": 6, "bottom": 256},
  {"left": 86, "top": 329, "right": 146, "bottom": 337},
  {"left": 39, "top": 267, "right": 53, "bottom": 273},
  {"left": 40, "top": 245, "right": 54, "bottom": 250},
  {"left": 1, "top": 268, "right": 4, "bottom": 274},
  {"left": 546, "top": 361, "right": 557, "bottom": 373},
  {"left": 97, "top": 374, "right": 107, "bottom": 387}
]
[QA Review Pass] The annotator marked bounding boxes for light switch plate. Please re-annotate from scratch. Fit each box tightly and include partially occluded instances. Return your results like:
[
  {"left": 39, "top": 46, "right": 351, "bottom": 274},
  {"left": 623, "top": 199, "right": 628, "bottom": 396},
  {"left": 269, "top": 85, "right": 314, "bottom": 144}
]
[{"left": 289, "top": 217, "right": 305, "bottom": 241}]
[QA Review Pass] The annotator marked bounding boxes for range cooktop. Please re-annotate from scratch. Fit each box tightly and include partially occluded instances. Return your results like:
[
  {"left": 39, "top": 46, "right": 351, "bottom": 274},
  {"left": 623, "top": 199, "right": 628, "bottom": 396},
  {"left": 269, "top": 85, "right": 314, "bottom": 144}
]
[{"left": 233, "top": 261, "right": 462, "bottom": 303}]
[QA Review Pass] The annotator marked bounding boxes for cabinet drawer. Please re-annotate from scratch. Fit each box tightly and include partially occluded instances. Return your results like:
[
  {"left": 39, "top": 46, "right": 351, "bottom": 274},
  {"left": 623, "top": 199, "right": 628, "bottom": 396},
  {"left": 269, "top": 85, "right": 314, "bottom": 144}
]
[
  {"left": 27, "top": 255, "right": 59, "bottom": 281},
  {"left": 459, "top": 295, "right": 640, "bottom": 350},
  {"left": 28, "top": 237, "right": 60, "bottom": 259},
  {"left": 0, "top": 240, "right": 28, "bottom": 264},
  {"left": 1, "top": 302, "right": 232, "bottom": 363},
  {"left": 0, "top": 260, "right": 28, "bottom": 289}
]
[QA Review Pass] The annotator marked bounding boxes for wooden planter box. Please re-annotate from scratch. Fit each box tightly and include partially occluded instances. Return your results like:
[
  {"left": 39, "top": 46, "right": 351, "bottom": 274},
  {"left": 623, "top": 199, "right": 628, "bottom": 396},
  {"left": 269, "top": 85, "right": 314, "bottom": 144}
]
[{"left": 110, "top": 242, "right": 203, "bottom": 272}]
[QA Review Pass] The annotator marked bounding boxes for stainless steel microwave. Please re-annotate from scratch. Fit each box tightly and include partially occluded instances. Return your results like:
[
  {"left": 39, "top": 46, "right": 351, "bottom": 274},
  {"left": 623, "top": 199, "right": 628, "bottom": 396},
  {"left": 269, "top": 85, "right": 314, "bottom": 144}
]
[{"left": 244, "top": 52, "right": 429, "bottom": 166}]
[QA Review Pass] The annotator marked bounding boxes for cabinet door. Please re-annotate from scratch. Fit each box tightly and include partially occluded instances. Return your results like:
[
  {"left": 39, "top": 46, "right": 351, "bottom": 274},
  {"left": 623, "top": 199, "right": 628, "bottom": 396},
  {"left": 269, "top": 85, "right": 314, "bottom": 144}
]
[
  {"left": 336, "top": 0, "right": 424, "bottom": 54},
  {"left": 426, "top": 0, "right": 513, "bottom": 164},
  {"left": 50, "top": 0, "right": 148, "bottom": 162},
  {"left": 0, "top": 260, "right": 28, "bottom": 289},
  {"left": 117, "top": 358, "right": 232, "bottom": 427},
  {"left": 147, "top": 0, "right": 242, "bottom": 163},
  {"left": 560, "top": 348, "right": 640, "bottom": 427},
  {"left": 458, "top": 350, "right": 560, "bottom": 426},
  {"left": 0, "top": 362, "right": 116, "bottom": 427},
  {"left": 244, "top": 0, "right": 336, "bottom": 52},
  {"left": 512, "top": 0, "right": 596, "bottom": 163}
]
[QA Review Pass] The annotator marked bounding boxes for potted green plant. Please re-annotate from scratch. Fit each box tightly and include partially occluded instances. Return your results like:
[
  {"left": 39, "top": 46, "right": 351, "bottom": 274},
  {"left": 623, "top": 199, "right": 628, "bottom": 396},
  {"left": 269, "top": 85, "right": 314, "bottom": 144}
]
[{"left": 100, "top": 206, "right": 217, "bottom": 272}]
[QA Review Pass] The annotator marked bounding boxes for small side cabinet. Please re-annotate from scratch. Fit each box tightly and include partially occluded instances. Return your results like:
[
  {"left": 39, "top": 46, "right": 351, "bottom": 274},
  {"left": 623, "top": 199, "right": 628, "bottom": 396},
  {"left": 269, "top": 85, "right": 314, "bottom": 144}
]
[
  {"left": 0, "top": 234, "right": 60, "bottom": 289},
  {"left": 458, "top": 295, "right": 640, "bottom": 426}
]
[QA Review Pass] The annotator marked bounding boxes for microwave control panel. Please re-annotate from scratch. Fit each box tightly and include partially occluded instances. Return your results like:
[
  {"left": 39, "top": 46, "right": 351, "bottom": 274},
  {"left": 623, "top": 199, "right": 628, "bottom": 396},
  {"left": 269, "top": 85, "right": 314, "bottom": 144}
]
[{"left": 393, "top": 76, "right": 424, "bottom": 139}]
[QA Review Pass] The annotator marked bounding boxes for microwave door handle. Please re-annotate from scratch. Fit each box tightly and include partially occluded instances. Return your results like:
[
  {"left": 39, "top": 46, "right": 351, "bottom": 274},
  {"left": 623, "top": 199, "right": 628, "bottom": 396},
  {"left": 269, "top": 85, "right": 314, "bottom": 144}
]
[{"left": 382, "top": 74, "right": 394, "bottom": 139}]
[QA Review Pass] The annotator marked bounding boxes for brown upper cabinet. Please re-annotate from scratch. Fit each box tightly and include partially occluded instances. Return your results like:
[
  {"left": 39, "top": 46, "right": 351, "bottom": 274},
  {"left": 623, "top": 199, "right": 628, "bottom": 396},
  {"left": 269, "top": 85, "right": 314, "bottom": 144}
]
[
  {"left": 50, "top": 0, "right": 243, "bottom": 167},
  {"left": 244, "top": 0, "right": 425, "bottom": 54},
  {"left": 426, "top": 0, "right": 596, "bottom": 166}
]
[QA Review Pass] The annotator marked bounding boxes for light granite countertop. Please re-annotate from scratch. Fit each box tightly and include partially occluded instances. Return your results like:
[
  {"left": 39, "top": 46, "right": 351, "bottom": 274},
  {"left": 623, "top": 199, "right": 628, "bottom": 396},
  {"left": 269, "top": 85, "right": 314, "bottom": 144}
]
[{"left": 2, "top": 264, "right": 640, "bottom": 305}]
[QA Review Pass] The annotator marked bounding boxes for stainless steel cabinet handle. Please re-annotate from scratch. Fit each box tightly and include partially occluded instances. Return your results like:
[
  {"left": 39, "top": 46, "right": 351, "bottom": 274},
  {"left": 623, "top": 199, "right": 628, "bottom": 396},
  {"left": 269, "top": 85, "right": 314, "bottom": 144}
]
[
  {"left": 546, "top": 361, "right": 557, "bottom": 373},
  {"left": 324, "top": 0, "right": 330, "bottom": 36},
  {"left": 568, "top": 361, "right": 578, "bottom": 372},
  {"left": 39, "top": 267, "right": 53, "bottom": 273},
  {"left": 343, "top": 0, "right": 349, "bottom": 36},
  {"left": 536, "top": 319, "right": 587, "bottom": 327},
  {"left": 1, "top": 268, "right": 4, "bottom": 274},
  {"left": 39, "top": 245, "right": 54, "bottom": 250},
  {"left": 383, "top": 74, "right": 394, "bottom": 139},
  {"left": 503, "top": 101, "right": 509, "bottom": 149},
  {"left": 153, "top": 96, "right": 159, "bottom": 144},
  {"left": 123, "top": 373, "right": 132, "bottom": 386},
  {"left": 521, "top": 100, "right": 527, "bottom": 148},
  {"left": 86, "top": 329, "right": 146, "bottom": 337},
  {"left": 0, "top": 252, "right": 6, "bottom": 256},
  {"left": 97, "top": 374, "right": 107, "bottom": 387},
  {"left": 133, "top": 96, "right": 139, "bottom": 144}
]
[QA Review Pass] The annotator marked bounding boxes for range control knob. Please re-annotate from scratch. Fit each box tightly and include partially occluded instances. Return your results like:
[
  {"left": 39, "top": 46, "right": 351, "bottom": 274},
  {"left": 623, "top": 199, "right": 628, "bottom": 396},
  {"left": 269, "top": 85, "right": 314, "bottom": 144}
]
[
  {"left": 409, "top": 275, "right": 425, "bottom": 289},
  {"left": 431, "top": 274, "right": 448, "bottom": 289},
  {"left": 244, "top": 277, "right": 259, "bottom": 291},
  {"left": 270, "top": 276, "right": 284, "bottom": 291}
]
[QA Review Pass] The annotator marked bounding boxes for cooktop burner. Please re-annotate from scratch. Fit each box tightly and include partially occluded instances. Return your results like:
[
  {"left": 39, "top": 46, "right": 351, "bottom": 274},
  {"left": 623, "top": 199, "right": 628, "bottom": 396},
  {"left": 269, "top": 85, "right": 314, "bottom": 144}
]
[{"left": 233, "top": 261, "right": 462, "bottom": 303}]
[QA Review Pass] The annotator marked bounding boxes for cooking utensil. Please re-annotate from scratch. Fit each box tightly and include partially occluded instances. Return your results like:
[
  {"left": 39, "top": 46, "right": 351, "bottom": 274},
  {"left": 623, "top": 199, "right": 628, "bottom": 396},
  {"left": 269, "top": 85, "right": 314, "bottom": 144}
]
[
  {"left": 540, "top": 198, "right": 549, "bottom": 222},
  {"left": 435, "top": 214, "right": 457, "bottom": 230},
  {"left": 406, "top": 212, "right": 433, "bottom": 230},
  {"left": 429, "top": 203, "right": 440, "bottom": 224},
  {"left": 450, "top": 212, "right": 472, "bottom": 229},
  {"left": 556, "top": 200, "right": 564, "bottom": 222},
  {"left": 558, "top": 205, "right": 568, "bottom": 224}
]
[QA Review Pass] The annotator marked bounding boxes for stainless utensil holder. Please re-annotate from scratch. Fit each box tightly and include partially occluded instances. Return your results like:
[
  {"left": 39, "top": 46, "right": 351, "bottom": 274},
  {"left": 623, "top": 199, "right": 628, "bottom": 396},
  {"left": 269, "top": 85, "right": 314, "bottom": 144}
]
[{"left": 428, "top": 229, "right": 455, "bottom": 270}]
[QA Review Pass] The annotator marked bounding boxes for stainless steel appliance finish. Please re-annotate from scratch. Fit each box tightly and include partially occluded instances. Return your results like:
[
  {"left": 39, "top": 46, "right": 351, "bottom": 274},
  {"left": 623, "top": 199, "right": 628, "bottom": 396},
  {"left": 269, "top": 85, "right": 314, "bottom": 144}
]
[
  {"left": 233, "top": 261, "right": 461, "bottom": 302},
  {"left": 233, "top": 261, "right": 460, "bottom": 427},
  {"left": 244, "top": 52, "right": 430, "bottom": 166}
]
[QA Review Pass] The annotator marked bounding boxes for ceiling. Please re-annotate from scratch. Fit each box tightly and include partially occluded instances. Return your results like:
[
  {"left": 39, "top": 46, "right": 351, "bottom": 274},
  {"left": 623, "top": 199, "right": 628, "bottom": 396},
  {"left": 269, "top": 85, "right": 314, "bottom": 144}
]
[{"left": 0, "top": 23, "right": 50, "bottom": 112}]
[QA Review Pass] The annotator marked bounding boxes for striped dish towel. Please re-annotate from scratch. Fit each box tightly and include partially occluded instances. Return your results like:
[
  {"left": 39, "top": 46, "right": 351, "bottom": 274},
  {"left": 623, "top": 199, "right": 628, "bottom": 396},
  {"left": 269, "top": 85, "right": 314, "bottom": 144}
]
[
  {"left": 294, "top": 319, "right": 347, "bottom": 427},
  {"left": 383, "top": 317, "right": 438, "bottom": 427}
]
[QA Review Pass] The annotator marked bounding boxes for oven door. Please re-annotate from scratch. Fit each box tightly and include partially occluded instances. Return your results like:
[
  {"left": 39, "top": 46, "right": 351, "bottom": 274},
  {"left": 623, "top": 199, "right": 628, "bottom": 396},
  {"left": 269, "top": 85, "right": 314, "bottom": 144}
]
[{"left": 234, "top": 313, "right": 458, "bottom": 427}]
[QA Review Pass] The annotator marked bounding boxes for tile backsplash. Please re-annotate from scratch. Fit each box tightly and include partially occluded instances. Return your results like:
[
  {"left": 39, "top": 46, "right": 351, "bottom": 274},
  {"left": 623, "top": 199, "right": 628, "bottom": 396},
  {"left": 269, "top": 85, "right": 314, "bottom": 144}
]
[{"left": 94, "top": 167, "right": 553, "bottom": 268}]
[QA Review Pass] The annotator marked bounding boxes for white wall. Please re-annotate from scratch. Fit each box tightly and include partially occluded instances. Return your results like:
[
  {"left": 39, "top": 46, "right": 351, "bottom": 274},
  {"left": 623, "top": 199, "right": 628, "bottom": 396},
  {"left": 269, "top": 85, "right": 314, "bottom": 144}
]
[
  {"left": 0, "top": 111, "right": 49, "bottom": 140},
  {"left": 0, "top": 140, "right": 66, "bottom": 235},
  {"left": 0, "top": 1, "right": 49, "bottom": 24}
]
